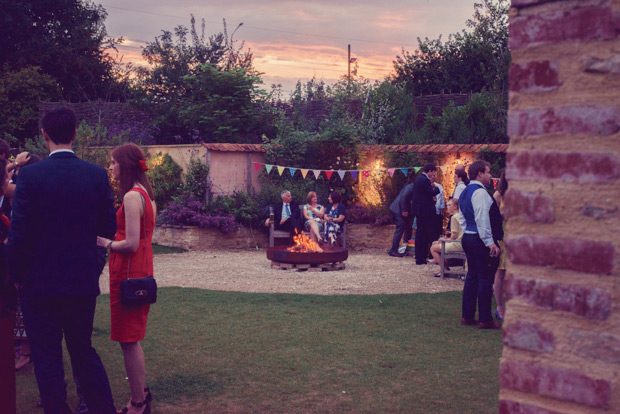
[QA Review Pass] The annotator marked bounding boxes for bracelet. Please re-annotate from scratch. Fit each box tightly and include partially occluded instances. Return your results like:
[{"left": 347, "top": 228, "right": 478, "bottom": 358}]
[{"left": 107, "top": 240, "right": 114, "bottom": 251}]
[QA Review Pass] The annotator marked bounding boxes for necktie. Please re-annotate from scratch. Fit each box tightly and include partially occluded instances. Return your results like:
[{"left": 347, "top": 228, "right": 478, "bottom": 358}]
[{"left": 285, "top": 204, "right": 291, "bottom": 217}]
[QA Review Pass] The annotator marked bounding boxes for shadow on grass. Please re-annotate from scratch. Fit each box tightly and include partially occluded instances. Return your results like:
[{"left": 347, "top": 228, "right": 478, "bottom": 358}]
[{"left": 17, "top": 288, "right": 502, "bottom": 414}]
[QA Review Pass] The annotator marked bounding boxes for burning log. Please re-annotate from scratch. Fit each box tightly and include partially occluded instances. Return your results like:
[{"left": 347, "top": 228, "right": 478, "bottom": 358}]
[{"left": 287, "top": 229, "right": 323, "bottom": 253}]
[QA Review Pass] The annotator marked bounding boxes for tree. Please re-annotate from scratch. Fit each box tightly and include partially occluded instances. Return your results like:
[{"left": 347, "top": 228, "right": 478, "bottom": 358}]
[
  {"left": 0, "top": 0, "right": 123, "bottom": 101},
  {"left": 392, "top": 0, "right": 510, "bottom": 95},
  {"left": 133, "top": 16, "right": 275, "bottom": 143}
]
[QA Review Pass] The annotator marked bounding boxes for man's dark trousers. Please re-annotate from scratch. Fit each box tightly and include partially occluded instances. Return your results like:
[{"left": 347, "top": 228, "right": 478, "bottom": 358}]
[
  {"left": 390, "top": 213, "right": 412, "bottom": 254},
  {"left": 414, "top": 216, "right": 434, "bottom": 264},
  {"left": 461, "top": 233, "right": 494, "bottom": 323},
  {"left": 20, "top": 294, "right": 115, "bottom": 414}
]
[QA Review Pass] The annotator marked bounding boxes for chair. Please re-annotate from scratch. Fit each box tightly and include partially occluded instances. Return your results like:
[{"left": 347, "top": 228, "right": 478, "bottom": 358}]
[{"left": 439, "top": 238, "right": 467, "bottom": 279}]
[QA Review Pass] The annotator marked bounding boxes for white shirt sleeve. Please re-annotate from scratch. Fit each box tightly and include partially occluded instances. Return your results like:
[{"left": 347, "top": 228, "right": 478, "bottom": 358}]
[
  {"left": 453, "top": 182, "right": 464, "bottom": 199},
  {"left": 435, "top": 183, "right": 444, "bottom": 214},
  {"left": 471, "top": 188, "right": 494, "bottom": 247}
]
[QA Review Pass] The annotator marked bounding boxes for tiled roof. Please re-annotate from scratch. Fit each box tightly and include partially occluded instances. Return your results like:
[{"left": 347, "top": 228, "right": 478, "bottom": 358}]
[
  {"left": 200, "top": 143, "right": 508, "bottom": 154},
  {"left": 360, "top": 144, "right": 509, "bottom": 153},
  {"left": 201, "top": 143, "right": 266, "bottom": 152}
]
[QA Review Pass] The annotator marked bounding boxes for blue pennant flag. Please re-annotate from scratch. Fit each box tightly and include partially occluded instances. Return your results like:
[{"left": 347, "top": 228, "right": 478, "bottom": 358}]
[
  {"left": 289, "top": 168, "right": 297, "bottom": 177},
  {"left": 400, "top": 168, "right": 408, "bottom": 175}
]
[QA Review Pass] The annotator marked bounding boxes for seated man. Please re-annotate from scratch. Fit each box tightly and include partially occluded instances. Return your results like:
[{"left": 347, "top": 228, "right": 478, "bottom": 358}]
[{"left": 265, "top": 190, "right": 303, "bottom": 237}]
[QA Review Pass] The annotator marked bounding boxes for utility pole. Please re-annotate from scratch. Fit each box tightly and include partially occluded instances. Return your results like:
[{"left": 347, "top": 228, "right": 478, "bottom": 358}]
[{"left": 347, "top": 44, "right": 351, "bottom": 84}]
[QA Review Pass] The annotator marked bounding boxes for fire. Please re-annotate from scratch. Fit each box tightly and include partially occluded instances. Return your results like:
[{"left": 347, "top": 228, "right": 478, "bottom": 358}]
[{"left": 287, "top": 229, "right": 324, "bottom": 253}]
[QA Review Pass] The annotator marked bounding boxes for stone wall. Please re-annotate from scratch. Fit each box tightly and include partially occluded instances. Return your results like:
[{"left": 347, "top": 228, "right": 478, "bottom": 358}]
[
  {"left": 500, "top": 1, "right": 620, "bottom": 412},
  {"left": 153, "top": 223, "right": 397, "bottom": 251}
]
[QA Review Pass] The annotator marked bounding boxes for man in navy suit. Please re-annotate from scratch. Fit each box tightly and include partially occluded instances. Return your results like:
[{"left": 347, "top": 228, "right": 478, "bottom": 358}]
[
  {"left": 265, "top": 190, "right": 303, "bottom": 237},
  {"left": 412, "top": 164, "right": 440, "bottom": 265},
  {"left": 8, "top": 107, "right": 117, "bottom": 414}
]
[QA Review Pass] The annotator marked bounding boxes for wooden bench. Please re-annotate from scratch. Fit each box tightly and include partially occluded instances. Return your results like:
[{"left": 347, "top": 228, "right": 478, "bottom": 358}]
[
  {"left": 269, "top": 206, "right": 347, "bottom": 248},
  {"left": 439, "top": 238, "right": 467, "bottom": 279}
]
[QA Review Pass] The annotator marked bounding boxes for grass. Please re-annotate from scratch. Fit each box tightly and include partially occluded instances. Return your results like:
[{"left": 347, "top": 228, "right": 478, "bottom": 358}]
[
  {"left": 151, "top": 244, "right": 187, "bottom": 254},
  {"left": 16, "top": 288, "right": 502, "bottom": 414}
]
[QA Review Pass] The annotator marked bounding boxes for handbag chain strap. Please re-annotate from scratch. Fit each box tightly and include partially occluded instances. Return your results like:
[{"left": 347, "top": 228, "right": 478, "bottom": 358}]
[{"left": 125, "top": 188, "right": 151, "bottom": 280}]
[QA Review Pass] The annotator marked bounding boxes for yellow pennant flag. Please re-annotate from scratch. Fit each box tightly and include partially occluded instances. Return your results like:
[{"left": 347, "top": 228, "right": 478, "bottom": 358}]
[
  {"left": 301, "top": 169, "right": 309, "bottom": 179},
  {"left": 277, "top": 166, "right": 285, "bottom": 176}
]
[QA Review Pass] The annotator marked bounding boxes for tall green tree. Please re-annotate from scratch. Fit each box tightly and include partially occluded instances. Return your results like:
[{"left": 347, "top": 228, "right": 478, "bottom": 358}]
[
  {"left": 0, "top": 0, "right": 123, "bottom": 101},
  {"left": 393, "top": 0, "right": 510, "bottom": 95},
  {"left": 133, "top": 16, "right": 275, "bottom": 143}
]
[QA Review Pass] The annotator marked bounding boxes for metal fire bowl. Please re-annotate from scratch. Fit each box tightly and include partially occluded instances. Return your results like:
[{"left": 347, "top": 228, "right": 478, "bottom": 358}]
[{"left": 267, "top": 245, "right": 348, "bottom": 264}]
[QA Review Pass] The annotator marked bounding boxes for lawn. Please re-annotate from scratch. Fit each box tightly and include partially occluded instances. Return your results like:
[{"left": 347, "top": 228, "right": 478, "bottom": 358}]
[{"left": 16, "top": 288, "right": 502, "bottom": 413}]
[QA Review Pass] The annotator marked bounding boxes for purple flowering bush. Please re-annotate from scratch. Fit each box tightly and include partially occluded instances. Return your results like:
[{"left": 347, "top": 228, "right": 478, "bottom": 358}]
[
  {"left": 346, "top": 204, "right": 392, "bottom": 226},
  {"left": 158, "top": 195, "right": 238, "bottom": 234}
]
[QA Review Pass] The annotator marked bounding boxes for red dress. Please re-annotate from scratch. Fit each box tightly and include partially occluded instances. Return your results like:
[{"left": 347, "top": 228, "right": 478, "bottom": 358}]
[{"left": 109, "top": 187, "right": 155, "bottom": 342}]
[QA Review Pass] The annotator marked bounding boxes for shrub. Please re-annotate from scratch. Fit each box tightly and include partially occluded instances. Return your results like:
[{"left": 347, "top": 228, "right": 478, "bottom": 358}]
[
  {"left": 147, "top": 153, "right": 182, "bottom": 209},
  {"left": 346, "top": 204, "right": 392, "bottom": 226},
  {"left": 182, "top": 152, "right": 210, "bottom": 202},
  {"left": 159, "top": 195, "right": 238, "bottom": 234}
]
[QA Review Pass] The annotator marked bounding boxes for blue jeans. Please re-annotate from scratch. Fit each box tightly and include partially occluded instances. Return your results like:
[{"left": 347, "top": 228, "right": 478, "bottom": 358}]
[{"left": 461, "top": 234, "right": 494, "bottom": 323}]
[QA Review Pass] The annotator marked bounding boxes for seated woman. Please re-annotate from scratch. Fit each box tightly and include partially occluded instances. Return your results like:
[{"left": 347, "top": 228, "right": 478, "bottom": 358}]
[
  {"left": 323, "top": 191, "right": 345, "bottom": 245},
  {"left": 429, "top": 198, "right": 463, "bottom": 268},
  {"left": 303, "top": 191, "right": 325, "bottom": 243}
]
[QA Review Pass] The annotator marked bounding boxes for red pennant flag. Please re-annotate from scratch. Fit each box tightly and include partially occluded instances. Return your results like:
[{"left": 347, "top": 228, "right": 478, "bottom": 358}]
[
  {"left": 492, "top": 178, "right": 499, "bottom": 187},
  {"left": 253, "top": 162, "right": 261, "bottom": 172},
  {"left": 325, "top": 171, "right": 333, "bottom": 180},
  {"left": 362, "top": 170, "right": 370, "bottom": 178}
]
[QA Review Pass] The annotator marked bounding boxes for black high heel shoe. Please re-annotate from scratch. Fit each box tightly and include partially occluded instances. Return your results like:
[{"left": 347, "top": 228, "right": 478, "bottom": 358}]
[{"left": 117, "top": 399, "right": 150, "bottom": 414}]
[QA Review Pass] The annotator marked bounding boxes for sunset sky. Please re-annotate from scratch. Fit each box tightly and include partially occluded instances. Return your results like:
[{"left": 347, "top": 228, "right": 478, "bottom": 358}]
[{"left": 100, "top": 0, "right": 477, "bottom": 95}]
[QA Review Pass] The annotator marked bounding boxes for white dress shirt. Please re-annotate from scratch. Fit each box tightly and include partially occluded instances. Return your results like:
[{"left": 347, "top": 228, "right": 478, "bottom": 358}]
[
  {"left": 458, "top": 180, "right": 494, "bottom": 247},
  {"left": 452, "top": 181, "right": 466, "bottom": 199}
]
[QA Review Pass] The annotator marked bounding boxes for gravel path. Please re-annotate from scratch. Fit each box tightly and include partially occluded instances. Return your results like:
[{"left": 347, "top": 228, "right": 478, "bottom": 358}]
[{"left": 99, "top": 249, "right": 464, "bottom": 295}]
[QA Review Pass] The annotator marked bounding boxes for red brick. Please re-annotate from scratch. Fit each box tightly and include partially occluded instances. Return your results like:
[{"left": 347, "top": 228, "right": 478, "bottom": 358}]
[
  {"left": 509, "top": 4, "right": 618, "bottom": 50},
  {"left": 507, "top": 106, "right": 620, "bottom": 136},
  {"left": 503, "top": 321, "right": 555, "bottom": 353},
  {"left": 568, "top": 330, "right": 620, "bottom": 364},
  {"left": 506, "top": 234, "right": 615, "bottom": 274},
  {"left": 504, "top": 273, "right": 611, "bottom": 320},
  {"left": 582, "top": 54, "right": 620, "bottom": 74},
  {"left": 505, "top": 151, "right": 620, "bottom": 184},
  {"left": 499, "top": 400, "right": 563, "bottom": 414},
  {"left": 509, "top": 60, "right": 560, "bottom": 93},
  {"left": 503, "top": 189, "right": 554, "bottom": 223},
  {"left": 499, "top": 359, "right": 611, "bottom": 408}
]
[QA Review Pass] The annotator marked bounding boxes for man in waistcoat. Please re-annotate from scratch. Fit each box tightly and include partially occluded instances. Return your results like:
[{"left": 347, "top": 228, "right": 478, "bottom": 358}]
[{"left": 458, "top": 160, "right": 501, "bottom": 329}]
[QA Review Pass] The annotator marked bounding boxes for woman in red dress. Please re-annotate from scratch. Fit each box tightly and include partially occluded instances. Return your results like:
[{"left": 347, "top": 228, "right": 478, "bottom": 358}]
[{"left": 97, "top": 143, "right": 156, "bottom": 414}]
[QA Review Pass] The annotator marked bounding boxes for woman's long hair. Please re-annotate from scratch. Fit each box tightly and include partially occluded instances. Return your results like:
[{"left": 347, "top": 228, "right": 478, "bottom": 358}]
[{"left": 111, "top": 143, "right": 154, "bottom": 200}]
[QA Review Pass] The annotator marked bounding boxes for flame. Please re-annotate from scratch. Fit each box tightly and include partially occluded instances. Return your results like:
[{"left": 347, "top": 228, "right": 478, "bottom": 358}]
[{"left": 287, "top": 229, "right": 324, "bottom": 253}]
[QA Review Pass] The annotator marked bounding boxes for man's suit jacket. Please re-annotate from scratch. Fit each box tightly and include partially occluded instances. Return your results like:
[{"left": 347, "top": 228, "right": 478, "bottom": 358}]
[
  {"left": 273, "top": 201, "right": 301, "bottom": 230},
  {"left": 412, "top": 173, "right": 440, "bottom": 219},
  {"left": 389, "top": 183, "right": 414, "bottom": 216},
  {"left": 8, "top": 152, "right": 116, "bottom": 297}
]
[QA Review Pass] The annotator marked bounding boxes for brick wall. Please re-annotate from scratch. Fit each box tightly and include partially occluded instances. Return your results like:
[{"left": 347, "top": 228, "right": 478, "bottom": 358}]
[{"left": 500, "top": 0, "right": 620, "bottom": 412}]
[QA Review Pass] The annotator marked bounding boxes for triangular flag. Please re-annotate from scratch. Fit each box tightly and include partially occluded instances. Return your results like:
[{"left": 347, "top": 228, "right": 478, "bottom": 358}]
[
  {"left": 265, "top": 164, "right": 273, "bottom": 173},
  {"left": 439, "top": 166, "right": 447, "bottom": 174},
  {"left": 388, "top": 168, "right": 395, "bottom": 177},
  {"left": 253, "top": 162, "right": 261, "bottom": 172},
  {"left": 414, "top": 167, "right": 421, "bottom": 173},
  {"left": 301, "top": 169, "right": 309, "bottom": 179},
  {"left": 350, "top": 171, "right": 358, "bottom": 180},
  {"left": 362, "top": 170, "right": 370, "bottom": 178},
  {"left": 277, "top": 166, "right": 285, "bottom": 176},
  {"left": 400, "top": 168, "right": 408, "bottom": 175},
  {"left": 289, "top": 168, "right": 297, "bottom": 177},
  {"left": 337, "top": 170, "right": 346, "bottom": 180},
  {"left": 492, "top": 178, "right": 499, "bottom": 187},
  {"left": 313, "top": 170, "right": 321, "bottom": 179},
  {"left": 325, "top": 171, "right": 333, "bottom": 180}
]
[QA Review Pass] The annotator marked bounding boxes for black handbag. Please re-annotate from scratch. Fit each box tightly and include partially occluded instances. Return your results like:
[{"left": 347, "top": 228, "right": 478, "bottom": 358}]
[{"left": 120, "top": 194, "right": 157, "bottom": 307}]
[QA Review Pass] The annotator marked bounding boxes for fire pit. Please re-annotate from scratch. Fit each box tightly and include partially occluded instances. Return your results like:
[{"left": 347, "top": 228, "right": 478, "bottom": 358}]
[{"left": 267, "top": 232, "right": 348, "bottom": 271}]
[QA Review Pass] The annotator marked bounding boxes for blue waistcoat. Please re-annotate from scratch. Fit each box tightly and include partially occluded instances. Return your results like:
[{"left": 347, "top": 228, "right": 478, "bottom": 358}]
[{"left": 459, "top": 183, "right": 484, "bottom": 233}]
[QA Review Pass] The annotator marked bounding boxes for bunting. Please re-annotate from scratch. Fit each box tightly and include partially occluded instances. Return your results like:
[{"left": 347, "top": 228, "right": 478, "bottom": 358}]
[
  {"left": 313, "top": 170, "right": 321, "bottom": 179},
  {"left": 337, "top": 170, "right": 346, "bottom": 180},
  {"left": 253, "top": 162, "right": 261, "bottom": 172},
  {"left": 350, "top": 171, "right": 358, "bottom": 180},
  {"left": 400, "top": 168, "right": 408, "bottom": 176},
  {"left": 362, "top": 170, "right": 370, "bottom": 178},
  {"left": 289, "top": 168, "right": 297, "bottom": 177},
  {"left": 265, "top": 164, "right": 273, "bottom": 173},
  {"left": 325, "top": 171, "right": 333, "bottom": 180},
  {"left": 301, "top": 169, "right": 309, "bottom": 179},
  {"left": 277, "top": 166, "right": 285, "bottom": 176},
  {"left": 492, "top": 178, "right": 499, "bottom": 187},
  {"left": 388, "top": 168, "right": 395, "bottom": 177}
]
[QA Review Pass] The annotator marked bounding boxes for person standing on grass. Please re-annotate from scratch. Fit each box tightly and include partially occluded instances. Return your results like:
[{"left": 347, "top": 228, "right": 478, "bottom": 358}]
[
  {"left": 412, "top": 164, "right": 440, "bottom": 265},
  {"left": 8, "top": 106, "right": 117, "bottom": 413},
  {"left": 458, "top": 160, "right": 501, "bottom": 330},
  {"left": 97, "top": 143, "right": 156, "bottom": 414}
]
